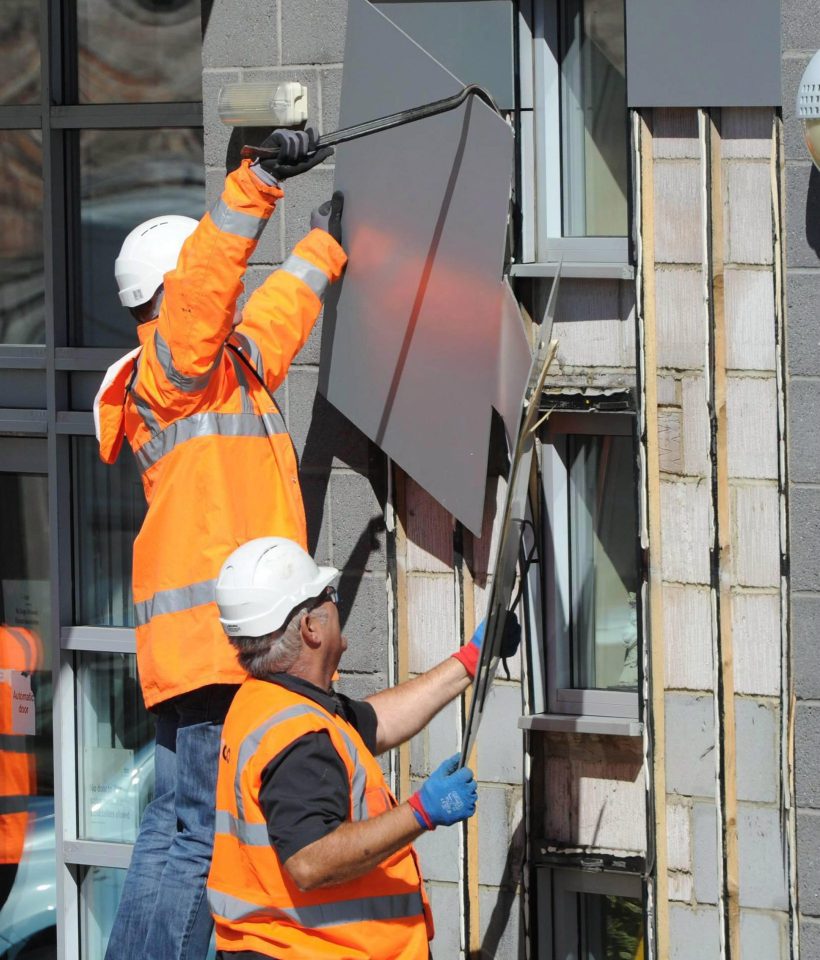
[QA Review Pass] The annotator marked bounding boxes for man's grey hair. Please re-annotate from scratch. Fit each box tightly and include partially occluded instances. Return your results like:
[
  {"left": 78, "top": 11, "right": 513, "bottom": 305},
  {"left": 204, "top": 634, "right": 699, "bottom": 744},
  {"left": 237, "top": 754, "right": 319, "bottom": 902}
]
[{"left": 229, "top": 600, "right": 329, "bottom": 679}]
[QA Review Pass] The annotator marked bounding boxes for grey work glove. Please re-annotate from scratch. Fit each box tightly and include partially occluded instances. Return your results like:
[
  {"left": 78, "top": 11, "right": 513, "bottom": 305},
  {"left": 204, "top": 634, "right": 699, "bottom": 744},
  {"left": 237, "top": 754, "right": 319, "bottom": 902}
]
[
  {"left": 310, "top": 191, "right": 344, "bottom": 245},
  {"left": 256, "top": 125, "right": 333, "bottom": 181}
]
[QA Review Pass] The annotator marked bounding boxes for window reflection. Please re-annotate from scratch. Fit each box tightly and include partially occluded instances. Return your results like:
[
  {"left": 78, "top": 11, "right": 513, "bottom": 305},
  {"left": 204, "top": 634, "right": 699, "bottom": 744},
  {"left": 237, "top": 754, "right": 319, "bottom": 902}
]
[
  {"left": 76, "top": 127, "right": 204, "bottom": 347},
  {"left": 0, "top": 471, "right": 54, "bottom": 958},
  {"left": 575, "top": 892, "right": 643, "bottom": 959},
  {"left": 76, "top": 654, "right": 154, "bottom": 844},
  {"left": 77, "top": 0, "right": 202, "bottom": 104},
  {"left": 560, "top": 0, "right": 628, "bottom": 237},
  {"left": 0, "top": 131, "right": 44, "bottom": 345},
  {"left": 72, "top": 437, "right": 146, "bottom": 627},
  {"left": 0, "top": 1, "right": 40, "bottom": 105},
  {"left": 565, "top": 434, "right": 638, "bottom": 691}
]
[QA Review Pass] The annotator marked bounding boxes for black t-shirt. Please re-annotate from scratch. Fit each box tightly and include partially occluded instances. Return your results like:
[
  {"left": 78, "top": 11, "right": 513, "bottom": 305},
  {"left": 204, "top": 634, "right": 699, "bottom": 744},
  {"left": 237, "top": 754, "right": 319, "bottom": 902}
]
[{"left": 257, "top": 672, "right": 378, "bottom": 864}]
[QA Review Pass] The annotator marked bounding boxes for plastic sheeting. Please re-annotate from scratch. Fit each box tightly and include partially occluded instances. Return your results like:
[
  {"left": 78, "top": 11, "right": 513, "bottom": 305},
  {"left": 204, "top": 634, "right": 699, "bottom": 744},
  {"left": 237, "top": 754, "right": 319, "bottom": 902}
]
[{"left": 319, "top": 0, "right": 531, "bottom": 536}]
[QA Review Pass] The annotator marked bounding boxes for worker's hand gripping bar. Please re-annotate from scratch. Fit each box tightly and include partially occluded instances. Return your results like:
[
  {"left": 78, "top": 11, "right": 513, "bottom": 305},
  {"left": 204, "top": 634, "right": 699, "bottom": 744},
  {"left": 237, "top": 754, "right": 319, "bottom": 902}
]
[{"left": 240, "top": 84, "right": 500, "bottom": 162}]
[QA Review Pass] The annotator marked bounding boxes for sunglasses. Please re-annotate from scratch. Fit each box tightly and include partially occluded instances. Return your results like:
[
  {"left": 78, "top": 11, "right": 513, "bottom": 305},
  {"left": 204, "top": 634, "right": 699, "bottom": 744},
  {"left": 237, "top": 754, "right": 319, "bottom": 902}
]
[{"left": 310, "top": 585, "right": 338, "bottom": 607}]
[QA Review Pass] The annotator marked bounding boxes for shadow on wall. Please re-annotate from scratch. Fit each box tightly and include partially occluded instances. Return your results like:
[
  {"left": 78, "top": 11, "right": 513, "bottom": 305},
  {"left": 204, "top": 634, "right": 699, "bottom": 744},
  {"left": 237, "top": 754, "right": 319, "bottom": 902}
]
[
  {"left": 475, "top": 817, "right": 526, "bottom": 960},
  {"left": 300, "top": 387, "right": 387, "bottom": 635},
  {"left": 806, "top": 165, "right": 820, "bottom": 258}
]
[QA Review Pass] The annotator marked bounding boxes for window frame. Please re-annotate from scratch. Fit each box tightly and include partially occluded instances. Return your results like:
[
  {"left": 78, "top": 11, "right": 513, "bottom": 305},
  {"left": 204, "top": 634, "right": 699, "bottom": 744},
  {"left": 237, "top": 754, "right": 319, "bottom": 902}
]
[
  {"left": 539, "top": 411, "right": 641, "bottom": 720},
  {"left": 536, "top": 866, "right": 644, "bottom": 960},
  {"left": 516, "top": 0, "right": 633, "bottom": 277}
]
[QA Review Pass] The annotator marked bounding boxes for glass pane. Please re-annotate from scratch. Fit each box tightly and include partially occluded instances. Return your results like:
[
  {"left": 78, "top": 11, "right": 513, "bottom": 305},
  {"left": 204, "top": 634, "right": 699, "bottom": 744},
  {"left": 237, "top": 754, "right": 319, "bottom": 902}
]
[
  {"left": 0, "top": 131, "right": 44, "bottom": 345},
  {"left": 0, "top": 472, "right": 55, "bottom": 957},
  {"left": 578, "top": 892, "right": 643, "bottom": 960},
  {"left": 76, "top": 653, "right": 154, "bottom": 843},
  {"left": 77, "top": 0, "right": 203, "bottom": 104},
  {"left": 0, "top": 1, "right": 40, "bottom": 105},
  {"left": 81, "top": 865, "right": 126, "bottom": 959},
  {"left": 560, "top": 0, "right": 628, "bottom": 237},
  {"left": 566, "top": 434, "right": 638, "bottom": 691},
  {"left": 72, "top": 437, "right": 146, "bottom": 627},
  {"left": 75, "top": 127, "right": 205, "bottom": 347}
]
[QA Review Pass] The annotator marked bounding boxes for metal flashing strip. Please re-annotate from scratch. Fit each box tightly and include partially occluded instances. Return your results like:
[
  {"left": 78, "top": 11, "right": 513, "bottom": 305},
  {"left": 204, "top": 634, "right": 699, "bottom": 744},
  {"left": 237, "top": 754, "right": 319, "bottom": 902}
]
[
  {"left": 320, "top": 0, "right": 531, "bottom": 535},
  {"left": 517, "top": 714, "right": 644, "bottom": 737}
]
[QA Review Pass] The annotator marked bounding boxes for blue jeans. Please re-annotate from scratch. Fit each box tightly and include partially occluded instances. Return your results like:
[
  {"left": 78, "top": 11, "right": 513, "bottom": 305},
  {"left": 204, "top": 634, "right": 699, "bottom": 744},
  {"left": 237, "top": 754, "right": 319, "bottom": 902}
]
[{"left": 105, "top": 685, "right": 238, "bottom": 960}]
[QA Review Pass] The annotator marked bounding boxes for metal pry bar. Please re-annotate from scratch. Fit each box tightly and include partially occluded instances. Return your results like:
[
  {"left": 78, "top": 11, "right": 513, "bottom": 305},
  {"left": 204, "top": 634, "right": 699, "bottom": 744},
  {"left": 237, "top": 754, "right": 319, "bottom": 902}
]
[{"left": 240, "top": 83, "right": 501, "bottom": 161}]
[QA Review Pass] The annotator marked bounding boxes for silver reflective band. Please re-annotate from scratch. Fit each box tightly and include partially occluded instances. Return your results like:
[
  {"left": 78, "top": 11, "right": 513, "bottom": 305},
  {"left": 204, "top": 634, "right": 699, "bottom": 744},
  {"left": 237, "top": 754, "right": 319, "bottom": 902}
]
[
  {"left": 130, "top": 352, "right": 161, "bottom": 435},
  {"left": 231, "top": 332, "right": 265, "bottom": 382},
  {"left": 210, "top": 198, "right": 268, "bottom": 242},
  {"left": 0, "top": 733, "right": 31, "bottom": 753},
  {"left": 281, "top": 254, "right": 329, "bottom": 300},
  {"left": 214, "top": 809, "right": 271, "bottom": 846},
  {"left": 0, "top": 795, "right": 30, "bottom": 815},
  {"left": 133, "top": 411, "right": 287, "bottom": 473},
  {"left": 154, "top": 331, "right": 218, "bottom": 394},
  {"left": 235, "top": 704, "right": 367, "bottom": 823},
  {"left": 134, "top": 578, "right": 217, "bottom": 627},
  {"left": 228, "top": 352, "right": 255, "bottom": 415},
  {"left": 207, "top": 888, "right": 424, "bottom": 928}
]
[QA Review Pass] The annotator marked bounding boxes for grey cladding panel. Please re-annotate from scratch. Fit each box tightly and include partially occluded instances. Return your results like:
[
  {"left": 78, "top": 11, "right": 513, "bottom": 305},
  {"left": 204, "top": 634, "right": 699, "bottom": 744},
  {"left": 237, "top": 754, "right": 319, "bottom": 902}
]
[
  {"left": 320, "top": 0, "right": 530, "bottom": 535},
  {"left": 626, "top": 0, "right": 781, "bottom": 107},
  {"left": 373, "top": 1, "right": 515, "bottom": 110}
]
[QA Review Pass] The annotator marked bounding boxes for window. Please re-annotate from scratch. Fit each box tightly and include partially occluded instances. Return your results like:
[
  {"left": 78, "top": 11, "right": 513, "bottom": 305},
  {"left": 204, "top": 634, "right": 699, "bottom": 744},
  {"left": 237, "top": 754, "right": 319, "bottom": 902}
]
[
  {"left": 0, "top": 3, "right": 205, "bottom": 956},
  {"left": 537, "top": 868, "right": 644, "bottom": 959},
  {"left": 540, "top": 413, "right": 640, "bottom": 719},
  {"left": 519, "top": 0, "right": 631, "bottom": 270}
]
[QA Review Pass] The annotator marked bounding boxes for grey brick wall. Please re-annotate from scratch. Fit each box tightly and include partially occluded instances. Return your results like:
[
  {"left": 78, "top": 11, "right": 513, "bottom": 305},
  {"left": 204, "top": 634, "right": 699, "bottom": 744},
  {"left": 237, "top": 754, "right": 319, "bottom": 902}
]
[
  {"left": 783, "top": 0, "right": 820, "bottom": 952},
  {"left": 202, "top": 0, "right": 389, "bottom": 700}
]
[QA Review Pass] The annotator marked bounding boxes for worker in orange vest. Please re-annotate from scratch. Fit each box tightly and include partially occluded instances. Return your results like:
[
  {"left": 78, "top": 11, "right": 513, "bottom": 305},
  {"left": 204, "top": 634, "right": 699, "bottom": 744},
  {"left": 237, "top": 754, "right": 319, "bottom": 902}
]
[
  {"left": 95, "top": 126, "right": 347, "bottom": 960},
  {"left": 0, "top": 625, "right": 42, "bottom": 912},
  {"left": 207, "top": 538, "right": 521, "bottom": 959}
]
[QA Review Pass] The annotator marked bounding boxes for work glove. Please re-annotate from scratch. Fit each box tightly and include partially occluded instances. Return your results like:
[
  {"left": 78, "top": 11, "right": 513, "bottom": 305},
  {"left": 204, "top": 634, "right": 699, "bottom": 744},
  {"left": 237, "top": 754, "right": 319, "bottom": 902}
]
[
  {"left": 408, "top": 754, "right": 477, "bottom": 830},
  {"left": 255, "top": 125, "right": 333, "bottom": 181},
  {"left": 310, "top": 191, "right": 344, "bottom": 245},
  {"left": 451, "top": 611, "right": 521, "bottom": 679}
]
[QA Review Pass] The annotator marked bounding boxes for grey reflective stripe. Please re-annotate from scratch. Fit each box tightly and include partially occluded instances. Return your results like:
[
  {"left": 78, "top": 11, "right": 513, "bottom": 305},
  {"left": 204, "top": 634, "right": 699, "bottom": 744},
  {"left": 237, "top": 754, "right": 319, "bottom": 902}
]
[
  {"left": 0, "top": 796, "right": 29, "bottom": 815},
  {"left": 213, "top": 809, "right": 270, "bottom": 846},
  {"left": 207, "top": 888, "right": 424, "bottom": 928},
  {"left": 281, "top": 254, "right": 329, "bottom": 300},
  {"left": 0, "top": 733, "right": 30, "bottom": 753},
  {"left": 235, "top": 704, "right": 368, "bottom": 823},
  {"left": 228, "top": 351, "right": 254, "bottom": 415},
  {"left": 133, "top": 412, "right": 285, "bottom": 473},
  {"left": 210, "top": 198, "right": 268, "bottom": 242},
  {"left": 134, "top": 578, "right": 216, "bottom": 627},
  {"left": 5, "top": 627, "right": 35, "bottom": 672},
  {"left": 232, "top": 332, "right": 264, "bottom": 382},
  {"left": 129, "top": 352, "right": 160, "bottom": 436},
  {"left": 154, "top": 330, "right": 218, "bottom": 394}
]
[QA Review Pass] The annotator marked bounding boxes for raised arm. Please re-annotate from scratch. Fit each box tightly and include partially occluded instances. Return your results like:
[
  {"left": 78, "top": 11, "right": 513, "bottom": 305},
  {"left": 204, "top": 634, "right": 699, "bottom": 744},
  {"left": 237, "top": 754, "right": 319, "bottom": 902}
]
[
  {"left": 152, "top": 160, "right": 282, "bottom": 391},
  {"left": 233, "top": 227, "right": 347, "bottom": 393}
]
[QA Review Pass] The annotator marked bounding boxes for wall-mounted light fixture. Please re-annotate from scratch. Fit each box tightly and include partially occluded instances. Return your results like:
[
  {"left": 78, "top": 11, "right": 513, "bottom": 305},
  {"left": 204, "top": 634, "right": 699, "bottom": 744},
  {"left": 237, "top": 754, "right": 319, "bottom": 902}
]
[
  {"left": 217, "top": 82, "right": 309, "bottom": 128},
  {"left": 798, "top": 50, "right": 820, "bottom": 170}
]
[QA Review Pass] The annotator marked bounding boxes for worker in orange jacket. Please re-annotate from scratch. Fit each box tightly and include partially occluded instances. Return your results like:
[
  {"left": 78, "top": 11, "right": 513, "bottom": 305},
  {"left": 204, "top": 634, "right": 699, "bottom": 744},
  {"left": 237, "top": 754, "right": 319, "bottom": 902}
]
[
  {"left": 207, "top": 538, "right": 521, "bottom": 960},
  {"left": 0, "top": 625, "right": 41, "bottom": 912},
  {"left": 95, "top": 126, "right": 347, "bottom": 960}
]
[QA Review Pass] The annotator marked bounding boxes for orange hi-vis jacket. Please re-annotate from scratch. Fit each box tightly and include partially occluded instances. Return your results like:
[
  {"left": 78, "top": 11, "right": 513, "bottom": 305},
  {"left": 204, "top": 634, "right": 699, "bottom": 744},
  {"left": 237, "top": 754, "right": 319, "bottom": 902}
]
[
  {"left": 0, "top": 626, "right": 41, "bottom": 865},
  {"left": 207, "top": 679, "right": 433, "bottom": 959},
  {"left": 95, "top": 161, "right": 347, "bottom": 709}
]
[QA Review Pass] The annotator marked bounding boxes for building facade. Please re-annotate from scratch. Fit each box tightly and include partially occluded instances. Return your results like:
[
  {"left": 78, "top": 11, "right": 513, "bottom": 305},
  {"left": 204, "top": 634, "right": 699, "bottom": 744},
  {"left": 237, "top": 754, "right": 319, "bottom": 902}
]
[{"left": 0, "top": 1, "right": 817, "bottom": 958}]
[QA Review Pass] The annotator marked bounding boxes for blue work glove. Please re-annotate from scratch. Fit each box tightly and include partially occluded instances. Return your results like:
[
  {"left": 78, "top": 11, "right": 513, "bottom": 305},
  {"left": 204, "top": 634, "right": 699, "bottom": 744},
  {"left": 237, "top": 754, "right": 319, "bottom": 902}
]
[
  {"left": 310, "top": 191, "right": 344, "bottom": 245},
  {"left": 408, "top": 754, "right": 477, "bottom": 830},
  {"left": 255, "top": 125, "right": 333, "bottom": 181},
  {"left": 452, "top": 611, "right": 521, "bottom": 678}
]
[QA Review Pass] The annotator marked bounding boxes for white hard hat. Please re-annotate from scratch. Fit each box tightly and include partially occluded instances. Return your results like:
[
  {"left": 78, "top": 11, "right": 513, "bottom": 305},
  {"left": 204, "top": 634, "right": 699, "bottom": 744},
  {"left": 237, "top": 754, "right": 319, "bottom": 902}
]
[
  {"left": 216, "top": 537, "right": 339, "bottom": 638},
  {"left": 114, "top": 215, "right": 199, "bottom": 308}
]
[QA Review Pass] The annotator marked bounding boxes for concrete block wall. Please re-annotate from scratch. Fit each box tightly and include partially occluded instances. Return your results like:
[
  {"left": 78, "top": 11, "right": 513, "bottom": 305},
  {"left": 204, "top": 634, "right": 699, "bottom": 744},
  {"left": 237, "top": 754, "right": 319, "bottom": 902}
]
[
  {"left": 202, "top": 0, "right": 389, "bottom": 703},
  {"left": 649, "top": 106, "right": 790, "bottom": 956},
  {"left": 783, "top": 0, "right": 820, "bottom": 952}
]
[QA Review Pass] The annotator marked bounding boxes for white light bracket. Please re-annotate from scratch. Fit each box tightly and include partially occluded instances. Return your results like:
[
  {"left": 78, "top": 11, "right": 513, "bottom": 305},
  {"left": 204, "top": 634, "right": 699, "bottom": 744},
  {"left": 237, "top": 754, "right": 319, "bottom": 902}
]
[{"left": 217, "top": 82, "right": 309, "bottom": 128}]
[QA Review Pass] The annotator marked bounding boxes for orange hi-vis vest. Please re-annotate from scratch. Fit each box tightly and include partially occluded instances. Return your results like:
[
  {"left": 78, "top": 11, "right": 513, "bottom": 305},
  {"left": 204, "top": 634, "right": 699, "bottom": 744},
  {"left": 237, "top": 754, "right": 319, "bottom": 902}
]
[
  {"left": 208, "top": 679, "right": 433, "bottom": 959},
  {"left": 0, "top": 626, "right": 41, "bottom": 865},
  {"left": 94, "top": 161, "right": 347, "bottom": 709}
]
